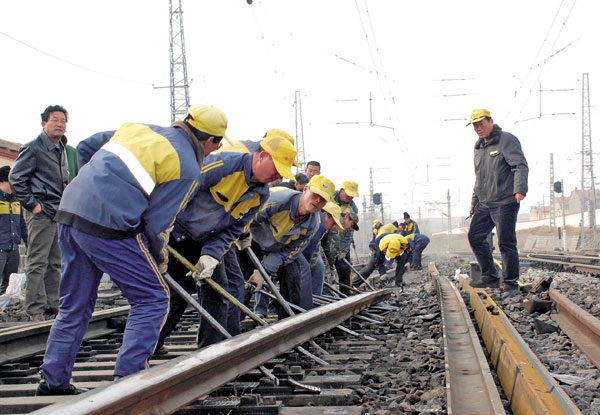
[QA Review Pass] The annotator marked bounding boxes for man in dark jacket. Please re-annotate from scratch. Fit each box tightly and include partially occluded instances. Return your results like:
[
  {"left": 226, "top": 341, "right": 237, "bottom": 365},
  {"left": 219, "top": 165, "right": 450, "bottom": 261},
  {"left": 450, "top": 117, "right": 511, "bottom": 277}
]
[
  {"left": 0, "top": 166, "right": 27, "bottom": 294},
  {"left": 466, "top": 109, "right": 528, "bottom": 298},
  {"left": 9, "top": 105, "right": 69, "bottom": 321}
]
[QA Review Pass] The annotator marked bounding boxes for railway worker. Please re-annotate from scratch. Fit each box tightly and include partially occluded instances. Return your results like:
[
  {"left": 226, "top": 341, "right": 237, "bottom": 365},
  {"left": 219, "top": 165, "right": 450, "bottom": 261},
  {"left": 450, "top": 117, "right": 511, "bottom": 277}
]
[
  {"left": 9, "top": 105, "right": 70, "bottom": 322},
  {"left": 0, "top": 166, "right": 27, "bottom": 294},
  {"left": 302, "top": 201, "right": 344, "bottom": 297},
  {"left": 304, "top": 160, "right": 321, "bottom": 180},
  {"left": 376, "top": 221, "right": 399, "bottom": 238},
  {"left": 378, "top": 233, "right": 411, "bottom": 287},
  {"left": 275, "top": 172, "right": 309, "bottom": 191},
  {"left": 406, "top": 232, "right": 430, "bottom": 270},
  {"left": 36, "top": 104, "right": 227, "bottom": 396},
  {"left": 369, "top": 219, "right": 382, "bottom": 250},
  {"left": 154, "top": 132, "right": 296, "bottom": 353},
  {"left": 466, "top": 109, "right": 528, "bottom": 299},
  {"left": 332, "top": 182, "right": 359, "bottom": 294},
  {"left": 332, "top": 210, "right": 359, "bottom": 294},
  {"left": 400, "top": 212, "right": 420, "bottom": 236},
  {"left": 240, "top": 175, "right": 335, "bottom": 318}
]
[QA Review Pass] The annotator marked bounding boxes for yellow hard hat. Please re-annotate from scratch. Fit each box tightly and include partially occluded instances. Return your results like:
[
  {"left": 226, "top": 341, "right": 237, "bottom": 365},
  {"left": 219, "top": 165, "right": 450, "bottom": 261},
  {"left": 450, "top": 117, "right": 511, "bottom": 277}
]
[
  {"left": 186, "top": 105, "right": 228, "bottom": 137},
  {"left": 260, "top": 134, "right": 298, "bottom": 182},
  {"left": 342, "top": 181, "right": 359, "bottom": 198},
  {"left": 307, "top": 175, "right": 335, "bottom": 203},
  {"left": 373, "top": 219, "right": 381, "bottom": 226},
  {"left": 466, "top": 109, "right": 491, "bottom": 126},
  {"left": 323, "top": 201, "right": 343, "bottom": 231},
  {"left": 264, "top": 129, "right": 299, "bottom": 167}
]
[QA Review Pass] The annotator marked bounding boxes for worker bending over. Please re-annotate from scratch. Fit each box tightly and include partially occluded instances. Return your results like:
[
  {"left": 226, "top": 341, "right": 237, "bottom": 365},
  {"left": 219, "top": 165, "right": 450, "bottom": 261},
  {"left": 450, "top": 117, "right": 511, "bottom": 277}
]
[
  {"left": 37, "top": 105, "right": 226, "bottom": 395},
  {"left": 155, "top": 132, "right": 296, "bottom": 353}
]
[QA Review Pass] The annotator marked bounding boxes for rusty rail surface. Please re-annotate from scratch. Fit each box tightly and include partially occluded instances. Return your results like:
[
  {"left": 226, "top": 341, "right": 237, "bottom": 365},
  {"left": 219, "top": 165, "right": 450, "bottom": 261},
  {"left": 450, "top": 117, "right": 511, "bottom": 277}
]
[
  {"left": 31, "top": 289, "right": 390, "bottom": 415},
  {"left": 550, "top": 288, "right": 600, "bottom": 370},
  {"left": 428, "top": 264, "right": 505, "bottom": 415},
  {"left": 0, "top": 307, "right": 130, "bottom": 365}
]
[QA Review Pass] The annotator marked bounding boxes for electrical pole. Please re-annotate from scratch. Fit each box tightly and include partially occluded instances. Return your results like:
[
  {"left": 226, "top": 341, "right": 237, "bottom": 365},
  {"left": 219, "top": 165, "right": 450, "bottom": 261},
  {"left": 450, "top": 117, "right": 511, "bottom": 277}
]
[
  {"left": 294, "top": 91, "right": 306, "bottom": 170},
  {"left": 561, "top": 179, "right": 567, "bottom": 250},
  {"left": 169, "top": 0, "right": 190, "bottom": 123},
  {"left": 447, "top": 189, "right": 452, "bottom": 252},
  {"left": 369, "top": 168, "right": 375, "bottom": 215},
  {"left": 549, "top": 153, "right": 556, "bottom": 228},
  {"left": 580, "top": 73, "right": 597, "bottom": 250}
]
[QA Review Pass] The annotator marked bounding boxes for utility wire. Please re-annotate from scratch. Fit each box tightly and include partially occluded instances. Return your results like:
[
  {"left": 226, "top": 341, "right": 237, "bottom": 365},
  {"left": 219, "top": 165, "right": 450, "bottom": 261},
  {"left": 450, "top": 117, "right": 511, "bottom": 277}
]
[{"left": 0, "top": 31, "right": 152, "bottom": 86}]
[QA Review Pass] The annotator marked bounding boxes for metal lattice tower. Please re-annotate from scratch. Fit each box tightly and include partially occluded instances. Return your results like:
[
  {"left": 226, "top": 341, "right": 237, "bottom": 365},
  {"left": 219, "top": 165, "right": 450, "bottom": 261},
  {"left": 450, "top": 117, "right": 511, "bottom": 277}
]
[
  {"left": 169, "top": 0, "right": 190, "bottom": 123},
  {"left": 294, "top": 91, "right": 306, "bottom": 169},
  {"left": 580, "top": 73, "right": 597, "bottom": 249},
  {"left": 549, "top": 153, "right": 556, "bottom": 228}
]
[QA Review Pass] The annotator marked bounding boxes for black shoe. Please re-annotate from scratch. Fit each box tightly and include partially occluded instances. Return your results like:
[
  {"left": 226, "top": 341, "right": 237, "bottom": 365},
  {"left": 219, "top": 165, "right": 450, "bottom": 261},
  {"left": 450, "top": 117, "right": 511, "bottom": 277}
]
[
  {"left": 469, "top": 276, "right": 500, "bottom": 289},
  {"left": 153, "top": 345, "right": 168, "bottom": 355},
  {"left": 411, "top": 266, "right": 422, "bottom": 271},
  {"left": 502, "top": 283, "right": 520, "bottom": 299},
  {"left": 36, "top": 379, "right": 87, "bottom": 396},
  {"left": 394, "top": 280, "right": 405, "bottom": 287}
]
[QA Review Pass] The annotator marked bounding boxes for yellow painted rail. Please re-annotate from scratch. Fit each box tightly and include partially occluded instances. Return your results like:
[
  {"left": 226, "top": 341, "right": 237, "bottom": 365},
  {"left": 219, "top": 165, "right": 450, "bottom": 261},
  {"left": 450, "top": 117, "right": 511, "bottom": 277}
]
[{"left": 459, "top": 277, "right": 581, "bottom": 415}]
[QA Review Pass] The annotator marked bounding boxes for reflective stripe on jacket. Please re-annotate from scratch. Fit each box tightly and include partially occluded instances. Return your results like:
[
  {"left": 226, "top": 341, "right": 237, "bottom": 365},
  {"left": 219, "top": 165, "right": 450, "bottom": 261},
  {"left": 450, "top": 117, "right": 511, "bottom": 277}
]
[{"left": 56, "top": 122, "right": 201, "bottom": 265}]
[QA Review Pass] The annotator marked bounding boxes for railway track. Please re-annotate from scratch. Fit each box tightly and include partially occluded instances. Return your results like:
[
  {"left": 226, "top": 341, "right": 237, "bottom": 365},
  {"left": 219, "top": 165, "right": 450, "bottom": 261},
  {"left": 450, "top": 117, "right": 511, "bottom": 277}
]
[
  {"left": 0, "top": 262, "right": 599, "bottom": 414},
  {"left": 523, "top": 251, "right": 600, "bottom": 275}
]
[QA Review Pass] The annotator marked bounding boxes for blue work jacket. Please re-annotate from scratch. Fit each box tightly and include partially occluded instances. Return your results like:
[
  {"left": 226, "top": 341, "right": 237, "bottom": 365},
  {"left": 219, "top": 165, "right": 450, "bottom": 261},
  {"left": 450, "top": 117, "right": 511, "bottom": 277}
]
[
  {"left": 0, "top": 191, "right": 27, "bottom": 251},
  {"left": 251, "top": 188, "right": 320, "bottom": 274},
  {"left": 172, "top": 140, "right": 270, "bottom": 260},
  {"left": 56, "top": 122, "right": 202, "bottom": 265}
]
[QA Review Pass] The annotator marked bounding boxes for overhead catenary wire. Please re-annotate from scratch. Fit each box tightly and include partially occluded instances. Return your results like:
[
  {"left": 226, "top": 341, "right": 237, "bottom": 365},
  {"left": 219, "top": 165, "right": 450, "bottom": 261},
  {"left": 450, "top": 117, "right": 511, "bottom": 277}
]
[
  {"left": 508, "top": 0, "right": 578, "bottom": 125},
  {"left": 0, "top": 31, "right": 153, "bottom": 86}
]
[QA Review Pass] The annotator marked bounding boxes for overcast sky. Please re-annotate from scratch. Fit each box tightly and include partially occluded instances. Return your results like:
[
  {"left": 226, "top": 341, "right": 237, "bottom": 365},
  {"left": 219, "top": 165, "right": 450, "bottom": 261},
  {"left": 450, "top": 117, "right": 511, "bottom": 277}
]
[{"left": 1, "top": 0, "right": 598, "bottom": 222}]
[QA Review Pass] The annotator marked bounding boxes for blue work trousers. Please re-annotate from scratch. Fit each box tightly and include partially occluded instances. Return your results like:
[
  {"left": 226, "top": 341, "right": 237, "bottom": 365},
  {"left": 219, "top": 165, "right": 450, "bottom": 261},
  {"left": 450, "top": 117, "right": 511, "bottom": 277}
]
[
  {"left": 41, "top": 225, "right": 169, "bottom": 389},
  {"left": 468, "top": 202, "right": 520, "bottom": 284},
  {"left": 309, "top": 254, "right": 325, "bottom": 297},
  {"left": 410, "top": 234, "right": 430, "bottom": 268},
  {"left": 224, "top": 248, "right": 244, "bottom": 336}
]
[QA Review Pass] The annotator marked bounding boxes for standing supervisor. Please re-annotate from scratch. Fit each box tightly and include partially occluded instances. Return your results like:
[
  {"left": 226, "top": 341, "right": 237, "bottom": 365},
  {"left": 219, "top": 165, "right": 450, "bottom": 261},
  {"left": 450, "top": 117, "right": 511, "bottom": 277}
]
[
  {"left": 36, "top": 104, "right": 226, "bottom": 396},
  {"left": 466, "top": 109, "right": 528, "bottom": 299},
  {"left": 9, "top": 105, "right": 69, "bottom": 322},
  {"left": 400, "top": 212, "right": 420, "bottom": 236},
  {"left": 0, "top": 166, "right": 27, "bottom": 294}
]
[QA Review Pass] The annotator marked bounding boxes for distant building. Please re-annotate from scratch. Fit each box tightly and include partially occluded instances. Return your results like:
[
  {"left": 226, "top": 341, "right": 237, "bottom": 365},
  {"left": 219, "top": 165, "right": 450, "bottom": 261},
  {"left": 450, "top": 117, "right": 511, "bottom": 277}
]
[
  {"left": 529, "top": 187, "right": 600, "bottom": 220},
  {"left": 0, "top": 138, "right": 21, "bottom": 166}
]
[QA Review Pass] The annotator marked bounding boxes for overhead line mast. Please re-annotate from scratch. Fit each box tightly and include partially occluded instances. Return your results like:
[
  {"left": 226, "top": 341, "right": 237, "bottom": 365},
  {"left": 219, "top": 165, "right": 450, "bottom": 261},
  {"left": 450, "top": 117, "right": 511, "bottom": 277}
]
[{"left": 169, "top": 0, "right": 190, "bottom": 122}]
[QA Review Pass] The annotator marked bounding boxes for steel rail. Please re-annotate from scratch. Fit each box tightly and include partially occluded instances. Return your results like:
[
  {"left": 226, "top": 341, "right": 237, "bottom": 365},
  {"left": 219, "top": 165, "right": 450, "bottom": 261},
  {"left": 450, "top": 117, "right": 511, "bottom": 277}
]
[
  {"left": 0, "top": 306, "right": 130, "bottom": 365},
  {"left": 525, "top": 254, "right": 600, "bottom": 274},
  {"left": 550, "top": 288, "right": 600, "bottom": 370},
  {"left": 459, "top": 277, "right": 582, "bottom": 415},
  {"left": 31, "top": 289, "right": 390, "bottom": 415},
  {"left": 428, "top": 264, "right": 505, "bottom": 415}
]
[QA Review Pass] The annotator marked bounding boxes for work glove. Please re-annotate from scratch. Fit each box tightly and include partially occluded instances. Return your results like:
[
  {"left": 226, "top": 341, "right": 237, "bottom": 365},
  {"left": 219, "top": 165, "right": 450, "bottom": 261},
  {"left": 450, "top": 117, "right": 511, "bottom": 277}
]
[
  {"left": 234, "top": 233, "right": 252, "bottom": 250},
  {"left": 336, "top": 250, "right": 347, "bottom": 261},
  {"left": 159, "top": 257, "right": 169, "bottom": 275},
  {"left": 191, "top": 255, "right": 219, "bottom": 285},
  {"left": 244, "top": 269, "right": 264, "bottom": 293}
]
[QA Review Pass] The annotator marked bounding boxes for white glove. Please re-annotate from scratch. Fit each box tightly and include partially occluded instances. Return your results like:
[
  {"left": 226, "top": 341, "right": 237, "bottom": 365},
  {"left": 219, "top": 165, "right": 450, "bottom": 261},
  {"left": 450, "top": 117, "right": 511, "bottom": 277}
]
[
  {"left": 244, "top": 270, "right": 264, "bottom": 293},
  {"left": 235, "top": 233, "right": 252, "bottom": 250},
  {"left": 192, "top": 255, "right": 219, "bottom": 285}
]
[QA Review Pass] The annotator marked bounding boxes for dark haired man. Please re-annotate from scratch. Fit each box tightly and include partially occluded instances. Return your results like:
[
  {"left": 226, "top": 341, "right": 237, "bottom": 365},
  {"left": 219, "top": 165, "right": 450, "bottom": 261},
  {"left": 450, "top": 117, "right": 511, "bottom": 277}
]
[
  {"left": 305, "top": 161, "right": 321, "bottom": 180},
  {"left": 466, "top": 109, "right": 528, "bottom": 299},
  {"left": 36, "top": 104, "right": 226, "bottom": 396},
  {"left": 0, "top": 166, "right": 27, "bottom": 294},
  {"left": 9, "top": 105, "right": 69, "bottom": 322}
]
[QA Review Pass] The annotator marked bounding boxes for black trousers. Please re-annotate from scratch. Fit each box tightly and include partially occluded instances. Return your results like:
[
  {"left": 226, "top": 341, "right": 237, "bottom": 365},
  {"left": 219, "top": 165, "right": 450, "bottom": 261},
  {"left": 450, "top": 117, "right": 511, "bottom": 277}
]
[{"left": 157, "top": 236, "right": 228, "bottom": 349}]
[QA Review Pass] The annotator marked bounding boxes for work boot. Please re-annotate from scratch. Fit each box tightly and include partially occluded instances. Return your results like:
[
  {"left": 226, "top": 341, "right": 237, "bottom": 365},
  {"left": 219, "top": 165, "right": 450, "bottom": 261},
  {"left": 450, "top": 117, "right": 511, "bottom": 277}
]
[
  {"left": 501, "top": 283, "right": 520, "bottom": 299},
  {"left": 29, "top": 314, "right": 45, "bottom": 322},
  {"left": 36, "top": 376, "right": 87, "bottom": 396},
  {"left": 469, "top": 275, "right": 500, "bottom": 289},
  {"left": 153, "top": 345, "right": 169, "bottom": 355}
]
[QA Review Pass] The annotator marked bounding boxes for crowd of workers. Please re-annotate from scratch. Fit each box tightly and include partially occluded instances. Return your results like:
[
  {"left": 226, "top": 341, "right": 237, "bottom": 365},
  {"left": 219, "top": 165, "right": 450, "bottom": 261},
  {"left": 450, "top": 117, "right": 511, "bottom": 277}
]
[{"left": 0, "top": 104, "right": 526, "bottom": 397}]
